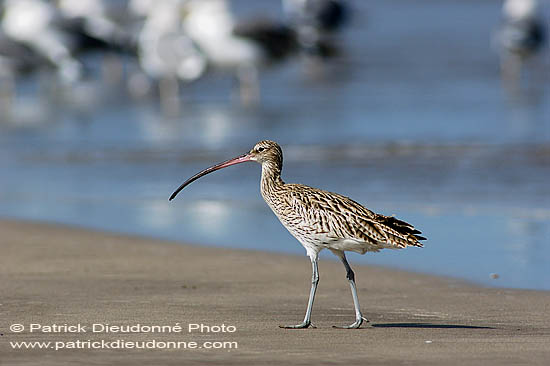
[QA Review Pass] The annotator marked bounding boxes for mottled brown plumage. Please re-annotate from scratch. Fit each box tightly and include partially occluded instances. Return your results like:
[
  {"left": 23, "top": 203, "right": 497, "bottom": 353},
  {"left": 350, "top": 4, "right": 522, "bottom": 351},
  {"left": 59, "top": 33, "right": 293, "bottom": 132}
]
[
  {"left": 253, "top": 140, "right": 424, "bottom": 258},
  {"left": 170, "top": 140, "right": 426, "bottom": 329}
]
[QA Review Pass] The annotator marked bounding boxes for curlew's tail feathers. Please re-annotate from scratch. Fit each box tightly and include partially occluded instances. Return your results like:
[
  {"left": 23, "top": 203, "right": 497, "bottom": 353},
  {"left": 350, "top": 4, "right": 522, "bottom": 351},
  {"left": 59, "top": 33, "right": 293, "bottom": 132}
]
[{"left": 375, "top": 214, "right": 426, "bottom": 247}]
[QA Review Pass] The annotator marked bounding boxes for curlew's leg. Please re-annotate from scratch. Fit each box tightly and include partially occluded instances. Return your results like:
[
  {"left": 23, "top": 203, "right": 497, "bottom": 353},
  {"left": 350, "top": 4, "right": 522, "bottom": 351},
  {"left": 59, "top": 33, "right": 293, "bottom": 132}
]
[
  {"left": 332, "top": 250, "right": 367, "bottom": 329},
  {"left": 280, "top": 256, "right": 319, "bottom": 329}
]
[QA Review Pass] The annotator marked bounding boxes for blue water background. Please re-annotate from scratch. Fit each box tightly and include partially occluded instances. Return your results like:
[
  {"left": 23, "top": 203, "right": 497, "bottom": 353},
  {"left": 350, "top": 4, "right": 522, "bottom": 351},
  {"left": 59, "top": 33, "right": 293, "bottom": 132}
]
[{"left": 1, "top": 0, "right": 549, "bottom": 290}]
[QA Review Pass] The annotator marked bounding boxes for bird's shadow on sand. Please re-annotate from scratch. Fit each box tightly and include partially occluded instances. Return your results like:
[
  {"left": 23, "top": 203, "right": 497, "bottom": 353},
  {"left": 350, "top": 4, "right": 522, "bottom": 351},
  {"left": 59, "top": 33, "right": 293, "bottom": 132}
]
[{"left": 371, "top": 323, "right": 494, "bottom": 329}]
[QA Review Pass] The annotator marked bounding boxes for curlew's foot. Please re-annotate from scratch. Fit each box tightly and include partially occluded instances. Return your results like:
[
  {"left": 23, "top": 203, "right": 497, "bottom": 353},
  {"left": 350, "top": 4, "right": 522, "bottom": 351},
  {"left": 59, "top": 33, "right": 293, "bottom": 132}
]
[
  {"left": 279, "top": 321, "right": 316, "bottom": 329},
  {"left": 332, "top": 316, "right": 368, "bottom": 329}
]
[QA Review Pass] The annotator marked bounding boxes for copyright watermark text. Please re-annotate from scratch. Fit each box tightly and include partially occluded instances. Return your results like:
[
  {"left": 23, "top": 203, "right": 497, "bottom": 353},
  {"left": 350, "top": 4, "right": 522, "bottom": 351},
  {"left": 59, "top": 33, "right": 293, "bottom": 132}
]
[
  {"left": 9, "top": 323, "right": 236, "bottom": 334},
  {"left": 6, "top": 322, "right": 239, "bottom": 351}
]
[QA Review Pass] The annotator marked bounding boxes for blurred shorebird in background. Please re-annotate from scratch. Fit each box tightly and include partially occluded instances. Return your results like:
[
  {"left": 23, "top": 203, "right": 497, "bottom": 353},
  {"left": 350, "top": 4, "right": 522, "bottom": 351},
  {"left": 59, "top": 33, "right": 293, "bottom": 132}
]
[
  {"left": 1, "top": 0, "right": 84, "bottom": 84},
  {"left": 1, "top": 0, "right": 135, "bottom": 84},
  {"left": 497, "top": 0, "right": 547, "bottom": 88},
  {"left": 134, "top": 0, "right": 206, "bottom": 84},
  {"left": 182, "top": 0, "right": 299, "bottom": 104},
  {"left": 56, "top": 0, "right": 136, "bottom": 54},
  {"left": 0, "top": 28, "right": 49, "bottom": 115},
  {"left": 0, "top": 28, "right": 49, "bottom": 76},
  {"left": 169, "top": 140, "right": 426, "bottom": 329},
  {"left": 283, "top": 0, "right": 349, "bottom": 58},
  {"left": 131, "top": 0, "right": 207, "bottom": 114}
]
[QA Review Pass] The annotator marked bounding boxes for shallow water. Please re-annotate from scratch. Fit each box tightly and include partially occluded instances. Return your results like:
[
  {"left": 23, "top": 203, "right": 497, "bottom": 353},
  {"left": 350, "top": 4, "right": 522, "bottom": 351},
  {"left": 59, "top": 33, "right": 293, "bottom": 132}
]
[{"left": 1, "top": 0, "right": 549, "bottom": 290}]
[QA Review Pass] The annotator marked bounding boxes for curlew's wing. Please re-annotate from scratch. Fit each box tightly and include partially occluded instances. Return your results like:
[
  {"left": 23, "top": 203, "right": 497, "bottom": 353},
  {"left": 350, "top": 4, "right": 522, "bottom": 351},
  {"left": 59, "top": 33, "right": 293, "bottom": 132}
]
[{"left": 277, "top": 184, "right": 426, "bottom": 252}]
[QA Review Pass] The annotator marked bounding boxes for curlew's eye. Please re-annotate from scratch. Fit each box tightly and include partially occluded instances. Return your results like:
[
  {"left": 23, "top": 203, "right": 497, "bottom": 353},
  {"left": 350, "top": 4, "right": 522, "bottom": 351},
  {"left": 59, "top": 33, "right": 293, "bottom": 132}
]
[{"left": 257, "top": 147, "right": 265, "bottom": 152}]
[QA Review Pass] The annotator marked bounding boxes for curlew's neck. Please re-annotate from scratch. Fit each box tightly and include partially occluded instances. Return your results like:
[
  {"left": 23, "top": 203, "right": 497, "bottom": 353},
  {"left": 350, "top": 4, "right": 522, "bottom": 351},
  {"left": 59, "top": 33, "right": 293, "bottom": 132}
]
[{"left": 260, "top": 158, "right": 284, "bottom": 199}]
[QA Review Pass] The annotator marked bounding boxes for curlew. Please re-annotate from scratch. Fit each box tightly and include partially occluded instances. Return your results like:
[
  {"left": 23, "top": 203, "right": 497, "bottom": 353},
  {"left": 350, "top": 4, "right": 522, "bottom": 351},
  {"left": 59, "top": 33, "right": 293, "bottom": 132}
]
[{"left": 169, "top": 140, "right": 426, "bottom": 329}]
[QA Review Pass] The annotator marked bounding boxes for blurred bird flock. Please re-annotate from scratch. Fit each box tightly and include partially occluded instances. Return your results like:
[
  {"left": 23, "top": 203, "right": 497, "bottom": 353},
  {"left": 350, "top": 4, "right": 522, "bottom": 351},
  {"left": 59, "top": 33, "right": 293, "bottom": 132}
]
[
  {"left": 1, "top": 0, "right": 353, "bottom": 113},
  {"left": 0, "top": 0, "right": 549, "bottom": 290}
]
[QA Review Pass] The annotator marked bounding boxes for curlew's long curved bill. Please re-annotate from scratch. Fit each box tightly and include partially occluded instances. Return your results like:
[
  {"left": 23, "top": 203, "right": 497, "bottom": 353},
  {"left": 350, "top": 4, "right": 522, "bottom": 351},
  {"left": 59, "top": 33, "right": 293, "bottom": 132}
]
[{"left": 169, "top": 153, "right": 252, "bottom": 201}]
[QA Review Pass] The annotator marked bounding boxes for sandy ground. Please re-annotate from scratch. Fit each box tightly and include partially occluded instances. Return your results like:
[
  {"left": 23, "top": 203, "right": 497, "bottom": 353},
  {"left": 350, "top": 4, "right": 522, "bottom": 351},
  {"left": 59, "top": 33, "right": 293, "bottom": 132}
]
[{"left": 1, "top": 220, "right": 549, "bottom": 365}]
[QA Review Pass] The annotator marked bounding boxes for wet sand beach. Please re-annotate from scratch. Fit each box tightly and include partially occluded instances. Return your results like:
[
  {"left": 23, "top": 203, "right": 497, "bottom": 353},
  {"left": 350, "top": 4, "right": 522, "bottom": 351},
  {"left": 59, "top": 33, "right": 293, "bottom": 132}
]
[{"left": 1, "top": 219, "right": 549, "bottom": 365}]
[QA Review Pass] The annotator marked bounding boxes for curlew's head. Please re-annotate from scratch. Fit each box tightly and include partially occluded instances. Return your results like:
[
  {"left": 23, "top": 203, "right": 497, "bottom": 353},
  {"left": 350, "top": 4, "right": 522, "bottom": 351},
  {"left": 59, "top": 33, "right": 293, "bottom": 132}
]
[
  {"left": 248, "top": 140, "right": 282, "bottom": 164},
  {"left": 169, "top": 140, "right": 282, "bottom": 201}
]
